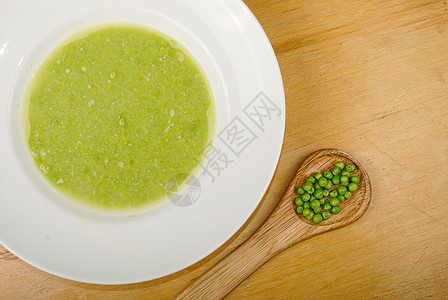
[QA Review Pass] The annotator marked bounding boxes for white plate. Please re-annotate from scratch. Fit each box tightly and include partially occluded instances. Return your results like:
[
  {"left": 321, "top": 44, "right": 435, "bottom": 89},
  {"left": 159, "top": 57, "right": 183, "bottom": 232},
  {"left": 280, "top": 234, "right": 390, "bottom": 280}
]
[{"left": 0, "top": 0, "right": 285, "bottom": 284}]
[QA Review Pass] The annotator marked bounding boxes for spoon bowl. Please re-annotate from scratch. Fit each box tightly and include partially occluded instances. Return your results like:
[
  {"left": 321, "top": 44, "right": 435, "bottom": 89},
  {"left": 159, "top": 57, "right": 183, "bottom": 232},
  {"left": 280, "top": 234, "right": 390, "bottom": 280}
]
[
  {"left": 290, "top": 149, "right": 371, "bottom": 227},
  {"left": 177, "top": 149, "right": 371, "bottom": 300}
]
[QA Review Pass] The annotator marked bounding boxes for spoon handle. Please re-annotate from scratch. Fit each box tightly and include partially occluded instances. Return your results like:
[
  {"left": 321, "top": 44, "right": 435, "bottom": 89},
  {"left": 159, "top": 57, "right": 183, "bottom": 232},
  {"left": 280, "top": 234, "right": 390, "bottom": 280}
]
[
  {"left": 175, "top": 229, "right": 279, "bottom": 299},
  {"left": 176, "top": 202, "right": 319, "bottom": 300}
]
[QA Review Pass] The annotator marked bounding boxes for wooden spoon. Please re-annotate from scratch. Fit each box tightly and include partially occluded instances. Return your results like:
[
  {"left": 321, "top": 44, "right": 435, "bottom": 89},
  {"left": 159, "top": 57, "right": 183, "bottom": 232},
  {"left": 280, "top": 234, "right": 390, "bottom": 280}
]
[{"left": 176, "top": 149, "right": 372, "bottom": 300}]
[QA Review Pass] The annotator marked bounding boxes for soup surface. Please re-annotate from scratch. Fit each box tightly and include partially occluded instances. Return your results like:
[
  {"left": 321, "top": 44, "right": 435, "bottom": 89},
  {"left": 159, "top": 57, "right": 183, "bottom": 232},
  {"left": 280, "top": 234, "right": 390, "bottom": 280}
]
[{"left": 24, "top": 25, "right": 213, "bottom": 213}]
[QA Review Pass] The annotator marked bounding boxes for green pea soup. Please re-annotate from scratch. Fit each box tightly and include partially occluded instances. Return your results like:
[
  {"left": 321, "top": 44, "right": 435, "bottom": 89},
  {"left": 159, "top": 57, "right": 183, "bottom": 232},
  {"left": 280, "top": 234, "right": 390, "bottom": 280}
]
[{"left": 21, "top": 24, "right": 215, "bottom": 214}]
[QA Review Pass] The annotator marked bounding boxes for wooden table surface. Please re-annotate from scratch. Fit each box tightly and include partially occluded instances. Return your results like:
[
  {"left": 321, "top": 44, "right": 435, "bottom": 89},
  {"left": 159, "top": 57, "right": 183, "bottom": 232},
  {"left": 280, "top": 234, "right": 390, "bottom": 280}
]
[{"left": 2, "top": 0, "right": 448, "bottom": 298}]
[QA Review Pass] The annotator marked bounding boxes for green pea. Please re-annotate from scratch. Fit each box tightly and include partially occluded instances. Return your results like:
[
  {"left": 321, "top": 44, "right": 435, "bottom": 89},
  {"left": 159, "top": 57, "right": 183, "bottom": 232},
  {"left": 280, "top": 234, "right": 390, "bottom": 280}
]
[
  {"left": 318, "top": 178, "right": 328, "bottom": 188},
  {"left": 335, "top": 161, "right": 345, "bottom": 170},
  {"left": 350, "top": 176, "right": 359, "bottom": 184},
  {"left": 346, "top": 163, "right": 356, "bottom": 172},
  {"left": 319, "top": 198, "right": 325, "bottom": 205},
  {"left": 313, "top": 214, "right": 323, "bottom": 224},
  {"left": 302, "top": 208, "right": 313, "bottom": 219},
  {"left": 314, "top": 207, "right": 322, "bottom": 214},
  {"left": 303, "top": 181, "right": 313, "bottom": 192},
  {"left": 323, "top": 170, "right": 333, "bottom": 179},
  {"left": 322, "top": 211, "right": 331, "bottom": 220},
  {"left": 344, "top": 191, "right": 352, "bottom": 199},
  {"left": 323, "top": 190, "right": 329, "bottom": 197},
  {"left": 330, "top": 197, "right": 340, "bottom": 207},
  {"left": 310, "top": 195, "right": 316, "bottom": 201},
  {"left": 350, "top": 176, "right": 360, "bottom": 184},
  {"left": 296, "top": 206, "right": 303, "bottom": 214},
  {"left": 296, "top": 186, "right": 305, "bottom": 195},
  {"left": 338, "top": 195, "right": 345, "bottom": 203},
  {"left": 314, "top": 189, "right": 324, "bottom": 199},
  {"left": 294, "top": 197, "right": 303, "bottom": 206},
  {"left": 341, "top": 182, "right": 349, "bottom": 187},
  {"left": 308, "top": 187, "right": 315, "bottom": 194},
  {"left": 340, "top": 175, "right": 349, "bottom": 185},
  {"left": 337, "top": 185, "right": 347, "bottom": 195},
  {"left": 341, "top": 170, "right": 351, "bottom": 177},
  {"left": 314, "top": 182, "right": 322, "bottom": 190},
  {"left": 325, "top": 181, "right": 333, "bottom": 190},
  {"left": 313, "top": 172, "right": 323, "bottom": 180},
  {"left": 306, "top": 176, "right": 316, "bottom": 184},
  {"left": 310, "top": 200, "right": 320, "bottom": 210},
  {"left": 323, "top": 202, "right": 332, "bottom": 210},
  {"left": 332, "top": 175, "right": 341, "bottom": 185},
  {"left": 305, "top": 209, "right": 314, "bottom": 220},
  {"left": 302, "top": 193, "right": 311, "bottom": 202},
  {"left": 331, "top": 206, "right": 341, "bottom": 214},
  {"left": 332, "top": 166, "right": 341, "bottom": 176},
  {"left": 348, "top": 183, "right": 358, "bottom": 192},
  {"left": 303, "top": 202, "right": 311, "bottom": 209},
  {"left": 330, "top": 190, "right": 338, "bottom": 198}
]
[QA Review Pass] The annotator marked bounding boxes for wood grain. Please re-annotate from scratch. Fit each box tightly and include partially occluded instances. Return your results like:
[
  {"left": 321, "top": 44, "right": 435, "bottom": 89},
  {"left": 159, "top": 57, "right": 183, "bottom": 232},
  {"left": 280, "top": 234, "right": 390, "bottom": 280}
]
[
  {"left": 2, "top": 0, "right": 448, "bottom": 299},
  {"left": 176, "top": 149, "right": 371, "bottom": 299}
]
